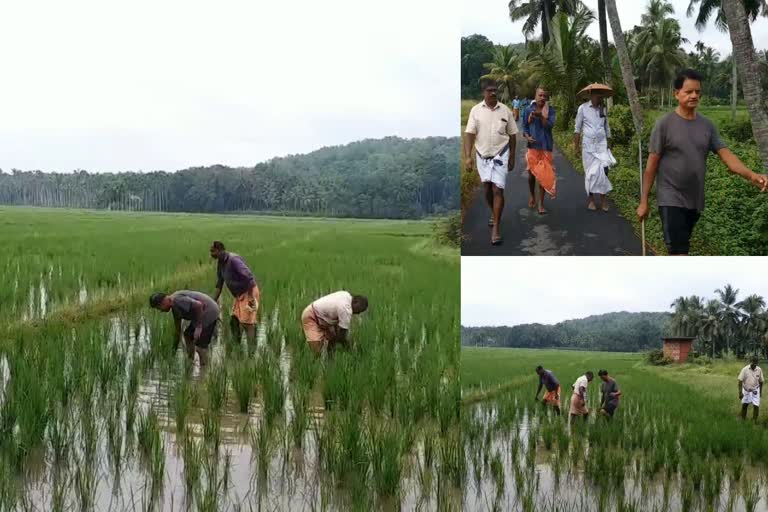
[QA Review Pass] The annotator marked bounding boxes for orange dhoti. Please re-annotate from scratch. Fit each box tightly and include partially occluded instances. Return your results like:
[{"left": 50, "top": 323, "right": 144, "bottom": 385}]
[
  {"left": 543, "top": 386, "right": 561, "bottom": 407},
  {"left": 301, "top": 305, "right": 338, "bottom": 354},
  {"left": 526, "top": 149, "right": 557, "bottom": 198},
  {"left": 232, "top": 286, "right": 260, "bottom": 325}
]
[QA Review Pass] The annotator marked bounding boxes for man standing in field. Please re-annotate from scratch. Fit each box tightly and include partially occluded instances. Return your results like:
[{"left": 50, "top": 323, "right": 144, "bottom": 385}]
[
  {"left": 464, "top": 78, "right": 518, "bottom": 246},
  {"left": 597, "top": 369, "right": 621, "bottom": 419},
  {"left": 535, "top": 365, "right": 562, "bottom": 415},
  {"left": 523, "top": 86, "right": 557, "bottom": 214},
  {"left": 574, "top": 89, "right": 615, "bottom": 211},
  {"left": 512, "top": 95, "right": 521, "bottom": 122},
  {"left": 569, "top": 371, "right": 593, "bottom": 422},
  {"left": 301, "top": 291, "right": 368, "bottom": 355},
  {"left": 149, "top": 290, "right": 220, "bottom": 366},
  {"left": 637, "top": 69, "right": 768, "bottom": 255},
  {"left": 738, "top": 357, "right": 764, "bottom": 421},
  {"left": 210, "top": 241, "right": 261, "bottom": 344}
]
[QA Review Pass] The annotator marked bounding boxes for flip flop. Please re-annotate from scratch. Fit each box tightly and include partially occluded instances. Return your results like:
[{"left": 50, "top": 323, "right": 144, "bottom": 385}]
[
  {"left": 491, "top": 237, "right": 503, "bottom": 245},
  {"left": 538, "top": 209, "right": 548, "bottom": 215},
  {"left": 602, "top": 204, "right": 610, "bottom": 212},
  {"left": 587, "top": 203, "right": 597, "bottom": 211},
  {"left": 488, "top": 218, "right": 494, "bottom": 227}
]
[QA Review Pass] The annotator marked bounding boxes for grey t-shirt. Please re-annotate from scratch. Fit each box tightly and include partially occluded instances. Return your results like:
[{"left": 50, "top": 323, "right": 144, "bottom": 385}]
[
  {"left": 601, "top": 379, "right": 620, "bottom": 407},
  {"left": 171, "top": 290, "right": 219, "bottom": 327},
  {"left": 649, "top": 112, "right": 726, "bottom": 211}
]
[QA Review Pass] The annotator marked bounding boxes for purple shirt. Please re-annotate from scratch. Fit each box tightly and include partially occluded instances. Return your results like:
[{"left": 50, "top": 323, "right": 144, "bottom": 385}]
[
  {"left": 216, "top": 252, "right": 257, "bottom": 297},
  {"left": 539, "top": 370, "right": 560, "bottom": 391}
]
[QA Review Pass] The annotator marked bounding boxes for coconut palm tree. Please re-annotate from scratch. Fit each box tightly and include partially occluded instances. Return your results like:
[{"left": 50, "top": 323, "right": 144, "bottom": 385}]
[
  {"left": 670, "top": 296, "right": 704, "bottom": 337},
  {"left": 738, "top": 294, "right": 766, "bottom": 356},
  {"left": 597, "top": 0, "right": 611, "bottom": 100},
  {"left": 481, "top": 45, "right": 522, "bottom": 104},
  {"left": 604, "top": 0, "right": 644, "bottom": 135},
  {"left": 636, "top": 15, "right": 689, "bottom": 107},
  {"left": 508, "top": 0, "right": 586, "bottom": 45},
  {"left": 700, "top": 299, "right": 723, "bottom": 357},
  {"left": 716, "top": 284, "right": 741, "bottom": 355}
]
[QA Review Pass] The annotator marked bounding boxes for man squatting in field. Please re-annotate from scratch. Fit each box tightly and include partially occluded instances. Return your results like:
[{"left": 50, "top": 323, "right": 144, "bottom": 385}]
[
  {"left": 637, "top": 69, "right": 767, "bottom": 255},
  {"left": 302, "top": 291, "right": 368, "bottom": 355},
  {"left": 535, "top": 366, "right": 562, "bottom": 415},
  {"left": 150, "top": 290, "right": 220, "bottom": 366},
  {"left": 570, "top": 371, "right": 593, "bottom": 422},
  {"left": 739, "top": 357, "right": 764, "bottom": 421},
  {"left": 210, "top": 241, "right": 261, "bottom": 344},
  {"left": 598, "top": 369, "right": 621, "bottom": 419}
]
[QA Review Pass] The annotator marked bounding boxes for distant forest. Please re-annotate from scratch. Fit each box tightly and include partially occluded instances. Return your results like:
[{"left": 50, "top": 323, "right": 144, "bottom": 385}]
[
  {"left": 0, "top": 137, "right": 459, "bottom": 219},
  {"left": 462, "top": 312, "right": 672, "bottom": 352}
]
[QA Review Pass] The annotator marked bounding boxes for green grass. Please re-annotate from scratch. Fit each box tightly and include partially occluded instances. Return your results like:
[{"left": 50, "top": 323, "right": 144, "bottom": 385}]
[{"left": 461, "top": 100, "right": 479, "bottom": 218}]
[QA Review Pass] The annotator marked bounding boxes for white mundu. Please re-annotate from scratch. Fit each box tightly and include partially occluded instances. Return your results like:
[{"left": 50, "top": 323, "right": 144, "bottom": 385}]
[
  {"left": 311, "top": 291, "right": 353, "bottom": 329},
  {"left": 575, "top": 101, "right": 615, "bottom": 195}
]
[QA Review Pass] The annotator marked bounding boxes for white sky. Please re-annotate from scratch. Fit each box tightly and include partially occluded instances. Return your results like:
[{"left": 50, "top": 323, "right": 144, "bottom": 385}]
[
  {"left": 0, "top": 0, "right": 459, "bottom": 173},
  {"left": 462, "top": 257, "right": 768, "bottom": 326},
  {"left": 462, "top": 0, "right": 768, "bottom": 56}
]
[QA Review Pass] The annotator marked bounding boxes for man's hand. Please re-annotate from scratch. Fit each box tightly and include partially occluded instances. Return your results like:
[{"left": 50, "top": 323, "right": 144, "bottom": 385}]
[
  {"left": 739, "top": 391, "right": 744, "bottom": 400},
  {"left": 194, "top": 325, "right": 203, "bottom": 341},
  {"left": 465, "top": 156, "right": 475, "bottom": 172},
  {"left": 607, "top": 139, "right": 613, "bottom": 150},
  {"left": 750, "top": 173, "right": 768, "bottom": 192},
  {"left": 525, "top": 134, "right": 536, "bottom": 144},
  {"left": 636, "top": 201, "right": 650, "bottom": 221},
  {"left": 508, "top": 158, "right": 515, "bottom": 172}
]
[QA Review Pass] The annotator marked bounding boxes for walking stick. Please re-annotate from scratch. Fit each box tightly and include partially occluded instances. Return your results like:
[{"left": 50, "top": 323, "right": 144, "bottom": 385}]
[{"left": 639, "top": 137, "right": 646, "bottom": 256}]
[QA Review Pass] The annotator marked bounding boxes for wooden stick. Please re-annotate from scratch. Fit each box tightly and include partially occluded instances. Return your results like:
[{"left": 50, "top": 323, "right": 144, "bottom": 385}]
[{"left": 641, "top": 220, "right": 646, "bottom": 256}]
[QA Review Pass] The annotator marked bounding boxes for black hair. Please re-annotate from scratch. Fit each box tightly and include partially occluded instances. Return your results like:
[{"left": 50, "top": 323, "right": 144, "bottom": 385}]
[
  {"left": 751, "top": 356, "right": 759, "bottom": 364},
  {"left": 536, "top": 365, "right": 544, "bottom": 371},
  {"left": 673, "top": 69, "right": 703, "bottom": 90},
  {"left": 586, "top": 371, "right": 594, "bottom": 378},
  {"left": 598, "top": 369, "right": 608, "bottom": 376},
  {"left": 480, "top": 78, "right": 497, "bottom": 91},
  {"left": 211, "top": 241, "right": 225, "bottom": 251},
  {"left": 352, "top": 295, "right": 369, "bottom": 312},
  {"left": 149, "top": 292, "right": 167, "bottom": 308}
]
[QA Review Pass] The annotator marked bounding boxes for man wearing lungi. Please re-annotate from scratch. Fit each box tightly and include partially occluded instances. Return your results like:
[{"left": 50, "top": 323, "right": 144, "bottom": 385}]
[
  {"left": 464, "top": 78, "right": 518, "bottom": 246},
  {"left": 569, "top": 371, "right": 593, "bottom": 422},
  {"left": 535, "top": 365, "right": 562, "bottom": 415},
  {"left": 523, "top": 87, "right": 557, "bottom": 215},
  {"left": 739, "top": 357, "right": 764, "bottom": 421},
  {"left": 210, "top": 241, "right": 261, "bottom": 344},
  {"left": 574, "top": 90, "right": 615, "bottom": 211},
  {"left": 598, "top": 369, "right": 622, "bottom": 419},
  {"left": 302, "top": 291, "right": 368, "bottom": 355},
  {"left": 512, "top": 95, "right": 521, "bottom": 122}
]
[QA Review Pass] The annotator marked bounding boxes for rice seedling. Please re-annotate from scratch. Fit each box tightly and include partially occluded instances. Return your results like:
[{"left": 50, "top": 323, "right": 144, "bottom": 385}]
[
  {"left": 202, "top": 408, "right": 221, "bottom": 451},
  {"left": 231, "top": 358, "right": 255, "bottom": 414},
  {"left": 182, "top": 434, "right": 203, "bottom": 496},
  {"left": 289, "top": 384, "right": 309, "bottom": 449},
  {"left": 172, "top": 371, "right": 192, "bottom": 434},
  {"left": 206, "top": 363, "right": 228, "bottom": 414},
  {"left": 250, "top": 418, "right": 274, "bottom": 479},
  {"left": 743, "top": 478, "right": 761, "bottom": 512},
  {"left": 367, "top": 419, "right": 407, "bottom": 498},
  {"left": 257, "top": 350, "right": 285, "bottom": 428}
]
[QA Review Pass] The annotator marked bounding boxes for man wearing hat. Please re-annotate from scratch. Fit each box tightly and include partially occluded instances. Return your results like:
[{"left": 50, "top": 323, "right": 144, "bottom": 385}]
[
  {"left": 738, "top": 357, "right": 764, "bottom": 421},
  {"left": 574, "top": 85, "right": 616, "bottom": 211},
  {"left": 149, "top": 290, "right": 220, "bottom": 366}
]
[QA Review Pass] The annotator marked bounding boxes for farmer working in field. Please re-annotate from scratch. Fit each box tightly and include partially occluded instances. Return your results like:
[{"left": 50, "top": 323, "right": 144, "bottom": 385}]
[
  {"left": 738, "top": 357, "right": 764, "bottom": 421},
  {"left": 301, "top": 291, "right": 368, "bottom": 355},
  {"left": 210, "top": 241, "right": 260, "bottom": 343},
  {"left": 574, "top": 87, "right": 616, "bottom": 212},
  {"left": 535, "top": 365, "right": 562, "bottom": 415},
  {"left": 598, "top": 369, "right": 621, "bottom": 419},
  {"left": 464, "top": 78, "right": 518, "bottom": 246},
  {"left": 149, "top": 290, "right": 220, "bottom": 366},
  {"left": 637, "top": 68, "right": 768, "bottom": 255},
  {"left": 523, "top": 86, "right": 557, "bottom": 215},
  {"left": 569, "top": 371, "right": 593, "bottom": 421}
]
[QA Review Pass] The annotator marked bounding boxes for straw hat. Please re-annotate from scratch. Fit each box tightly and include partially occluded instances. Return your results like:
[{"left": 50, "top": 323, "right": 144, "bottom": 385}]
[{"left": 578, "top": 83, "right": 614, "bottom": 99}]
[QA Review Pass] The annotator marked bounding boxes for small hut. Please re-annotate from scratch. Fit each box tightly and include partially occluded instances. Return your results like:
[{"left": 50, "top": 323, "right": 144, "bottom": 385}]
[{"left": 662, "top": 336, "right": 695, "bottom": 362}]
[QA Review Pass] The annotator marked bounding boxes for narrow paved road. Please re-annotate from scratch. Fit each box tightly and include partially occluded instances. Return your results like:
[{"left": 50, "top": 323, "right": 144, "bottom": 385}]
[{"left": 462, "top": 130, "right": 647, "bottom": 256}]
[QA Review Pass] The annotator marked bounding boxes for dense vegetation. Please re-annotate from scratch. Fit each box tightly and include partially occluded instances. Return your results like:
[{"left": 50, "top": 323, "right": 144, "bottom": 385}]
[
  {"left": 0, "top": 137, "right": 459, "bottom": 219},
  {"left": 461, "top": 311, "right": 670, "bottom": 352}
]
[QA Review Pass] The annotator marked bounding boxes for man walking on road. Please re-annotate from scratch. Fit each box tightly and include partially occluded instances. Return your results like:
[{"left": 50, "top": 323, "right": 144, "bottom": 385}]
[
  {"left": 535, "top": 365, "right": 562, "bottom": 415},
  {"left": 464, "top": 78, "right": 518, "bottom": 246},
  {"left": 149, "top": 290, "right": 220, "bottom": 366},
  {"left": 637, "top": 69, "right": 767, "bottom": 255},
  {"left": 302, "top": 291, "right": 368, "bottom": 355},
  {"left": 569, "top": 371, "right": 593, "bottom": 422},
  {"left": 739, "top": 357, "right": 764, "bottom": 421},
  {"left": 210, "top": 241, "right": 261, "bottom": 344},
  {"left": 598, "top": 369, "right": 621, "bottom": 419},
  {"left": 512, "top": 95, "right": 521, "bottom": 122},
  {"left": 523, "top": 86, "right": 557, "bottom": 214},
  {"left": 574, "top": 89, "right": 615, "bottom": 211}
]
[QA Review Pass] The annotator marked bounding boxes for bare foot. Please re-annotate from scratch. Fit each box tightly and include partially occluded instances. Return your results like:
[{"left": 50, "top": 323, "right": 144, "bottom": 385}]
[
  {"left": 587, "top": 201, "right": 597, "bottom": 211},
  {"left": 602, "top": 203, "right": 609, "bottom": 212},
  {"left": 528, "top": 197, "right": 535, "bottom": 208},
  {"left": 538, "top": 206, "right": 548, "bottom": 215}
]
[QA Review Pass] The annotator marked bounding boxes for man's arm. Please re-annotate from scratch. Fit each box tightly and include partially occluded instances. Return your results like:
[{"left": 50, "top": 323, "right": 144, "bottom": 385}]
[
  {"left": 508, "top": 135, "right": 516, "bottom": 171},
  {"left": 739, "top": 379, "right": 744, "bottom": 398},
  {"left": 173, "top": 313, "right": 182, "bottom": 349},
  {"left": 213, "top": 265, "right": 224, "bottom": 302},
  {"left": 579, "top": 386, "right": 586, "bottom": 403},
  {"left": 637, "top": 153, "right": 661, "bottom": 220},
  {"left": 544, "top": 105, "right": 556, "bottom": 128},
  {"left": 463, "top": 133, "right": 477, "bottom": 171},
  {"left": 717, "top": 148, "right": 768, "bottom": 192},
  {"left": 573, "top": 107, "right": 583, "bottom": 152},
  {"left": 522, "top": 108, "right": 535, "bottom": 143},
  {"left": 535, "top": 381, "right": 543, "bottom": 398}
]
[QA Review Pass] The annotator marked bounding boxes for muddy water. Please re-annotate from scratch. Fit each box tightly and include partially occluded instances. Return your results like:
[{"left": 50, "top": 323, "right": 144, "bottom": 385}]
[
  {"left": 465, "top": 402, "right": 768, "bottom": 512},
  {"left": 15, "top": 316, "right": 442, "bottom": 511}
]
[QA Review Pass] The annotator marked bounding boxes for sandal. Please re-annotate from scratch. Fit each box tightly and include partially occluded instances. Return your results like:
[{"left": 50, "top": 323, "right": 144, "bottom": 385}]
[
  {"left": 491, "top": 237, "right": 504, "bottom": 245},
  {"left": 488, "top": 218, "right": 494, "bottom": 227}
]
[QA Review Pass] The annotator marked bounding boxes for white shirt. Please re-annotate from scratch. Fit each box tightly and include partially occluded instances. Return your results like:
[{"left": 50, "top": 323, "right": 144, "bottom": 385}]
[
  {"left": 573, "top": 375, "right": 590, "bottom": 397},
  {"left": 465, "top": 100, "right": 519, "bottom": 157},
  {"left": 312, "top": 291, "right": 353, "bottom": 329},
  {"left": 739, "top": 365, "right": 764, "bottom": 392},
  {"left": 574, "top": 101, "right": 611, "bottom": 144}
]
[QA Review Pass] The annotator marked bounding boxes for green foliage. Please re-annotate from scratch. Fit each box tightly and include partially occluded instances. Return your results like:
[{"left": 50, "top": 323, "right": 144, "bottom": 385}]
[
  {"left": 645, "top": 348, "right": 673, "bottom": 365},
  {"left": 719, "top": 117, "right": 755, "bottom": 143}
]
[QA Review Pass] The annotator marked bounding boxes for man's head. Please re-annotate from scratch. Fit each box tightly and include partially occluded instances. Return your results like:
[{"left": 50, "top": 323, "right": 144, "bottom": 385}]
[
  {"left": 481, "top": 78, "right": 498, "bottom": 104},
  {"left": 514, "top": 95, "right": 519, "bottom": 100},
  {"left": 351, "top": 295, "right": 369, "bottom": 314},
  {"left": 535, "top": 86, "right": 549, "bottom": 106},
  {"left": 210, "top": 241, "right": 226, "bottom": 260},
  {"left": 586, "top": 371, "right": 594, "bottom": 382},
  {"left": 598, "top": 369, "right": 609, "bottom": 382},
  {"left": 673, "top": 69, "right": 703, "bottom": 110},
  {"left": 536, "top": 365, "right": 545, "bottom": 376},
  {"left": 149, "top": 292, "right": 172, "bottom": 312},
  {"left": 751, "top": 357, "right": 759, "bottom": 370},
  {"left": 590, "top": 90, "right": 604, "bottom": 106}
]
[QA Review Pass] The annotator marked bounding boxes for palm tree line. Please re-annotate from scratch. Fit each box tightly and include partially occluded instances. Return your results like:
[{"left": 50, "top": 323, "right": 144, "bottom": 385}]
[{"left": 670, "top": 284, "right": 768, "bottom": 358}]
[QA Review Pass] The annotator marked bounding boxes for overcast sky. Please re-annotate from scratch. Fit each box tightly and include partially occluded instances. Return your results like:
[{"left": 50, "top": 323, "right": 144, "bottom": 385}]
[
  {"left": 462, "top": 257, "right": 768, "bottom": 327},
  {"left": 462, "top": 0, "right": 768, "bottom": 56},
  {"left": 0, "top": 0, "right": 459, "bottom": 173}
]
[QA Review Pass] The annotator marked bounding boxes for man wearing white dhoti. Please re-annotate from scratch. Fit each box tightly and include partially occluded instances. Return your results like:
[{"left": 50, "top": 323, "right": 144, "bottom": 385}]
[
  {"left": 739, "top": 357, "right": 764, "bottom": 421},
  {"left": 574, "top": 91, "right": 615, "bottom": 212}
]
